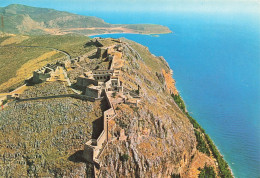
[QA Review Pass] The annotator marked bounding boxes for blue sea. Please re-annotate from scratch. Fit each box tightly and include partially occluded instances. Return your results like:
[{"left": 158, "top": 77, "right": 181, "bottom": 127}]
[{"left": 82, "top": 11, "right": 260, "bottom": 177}]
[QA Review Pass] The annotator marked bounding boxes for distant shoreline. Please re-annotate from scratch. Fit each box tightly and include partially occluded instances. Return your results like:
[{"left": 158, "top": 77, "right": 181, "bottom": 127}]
[{"left": 87, "top": 31, "right": 173, "bottom": 37}]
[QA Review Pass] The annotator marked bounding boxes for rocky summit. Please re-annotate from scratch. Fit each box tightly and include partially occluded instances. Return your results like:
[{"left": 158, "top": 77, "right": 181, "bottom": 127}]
[{"left": 0, "top": 37, "right": 231, "bottom": 177}]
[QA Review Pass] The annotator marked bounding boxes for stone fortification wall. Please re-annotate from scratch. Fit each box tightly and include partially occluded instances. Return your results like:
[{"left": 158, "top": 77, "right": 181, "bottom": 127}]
[
  {"left": 83, "top": 91, "right": 116, "bottom": 164},
  {"left": 96, "top": 130, "right": 106, "bottom": 148},
  {"left": 32, "top": 72, "right": 51, "bottom": 83},
  {"left": 18, "top": 94, "right": 97, "bottom": 102},
  {"left": 85, "top": 87, "right": 101, "bottom": 98},
  {"left": 83, "top": 140, "right": 99, "bottom": 162},
  {"left": 76, "top": 77, "right": 98, "bottom": 87}
]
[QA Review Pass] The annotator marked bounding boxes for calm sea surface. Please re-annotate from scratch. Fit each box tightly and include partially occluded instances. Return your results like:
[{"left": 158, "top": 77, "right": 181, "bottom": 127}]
[{"left": 83, "top": 11, "right": 260, "bottom": 177}]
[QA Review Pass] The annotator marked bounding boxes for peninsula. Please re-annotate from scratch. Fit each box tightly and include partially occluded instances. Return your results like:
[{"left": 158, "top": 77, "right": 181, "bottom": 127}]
[{"left": 0, "top": 4, "right": 171, "bottom": 36}]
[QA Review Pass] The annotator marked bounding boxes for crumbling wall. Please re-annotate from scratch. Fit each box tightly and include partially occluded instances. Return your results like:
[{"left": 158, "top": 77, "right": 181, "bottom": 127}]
[
  {"left": 32, "top": 72, "right": 51, "bottom": 83},
  {"left": 85, "top": 87, "right": 101, "bottom": 98},
  {"left": 76, "top": 77, "right": 98, "bottom": 87}
]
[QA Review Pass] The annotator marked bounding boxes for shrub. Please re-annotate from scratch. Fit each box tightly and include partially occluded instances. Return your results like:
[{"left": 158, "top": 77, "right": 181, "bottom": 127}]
[
  {"left": 120, "top": 154, "right": 129, "bottom": 162},
  {"left": 172, "top": 94, "right": 186, "bottom": 112},
  {"left": 171, "top": 94, "right": 233, "bottom": 178},
  {"left": 204, "top": 134, "right": 233, "bottom": 178},
  {"left": 194, "top": 130, "right": 210, "bottom": 156},
  {"left": 112, "top": 92, "right": 116, "bottom": 98},
  {"left": 171, "top": 174, "right": 180, "bottom": 178},
  {"left": 199, "top": 165, "right": 216, "bottom": 178},
  {"left": 2, "top": 99, "right": 8, "bottom": 105}
]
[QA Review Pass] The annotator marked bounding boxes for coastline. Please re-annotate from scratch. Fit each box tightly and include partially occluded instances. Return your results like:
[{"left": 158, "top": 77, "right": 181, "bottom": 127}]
[
  {"left": 87, "top": 33, "right": 233, "bottom": 176},
  {"left": 87, "top": 31, "right": 173, "bottom": 37},
  {"left": 0, "top": 33, "right": 234, "bottom": 176},
  {"left": 173, "top": 89, "right": 234, "bottom": 177}
]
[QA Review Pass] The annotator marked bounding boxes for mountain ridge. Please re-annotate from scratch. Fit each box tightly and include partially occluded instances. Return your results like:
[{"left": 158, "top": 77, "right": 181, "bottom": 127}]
[
  {"left": 0, "top": 36, "right": 232, "bottom": 177},
  {"left": 0, "top": 4, "right": 171, "bottom": 35}
]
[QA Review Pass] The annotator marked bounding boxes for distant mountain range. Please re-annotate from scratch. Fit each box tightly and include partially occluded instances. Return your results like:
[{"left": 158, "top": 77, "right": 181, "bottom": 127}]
[{"left": 0, "top": 4, "right": 171, "bottom": 35}]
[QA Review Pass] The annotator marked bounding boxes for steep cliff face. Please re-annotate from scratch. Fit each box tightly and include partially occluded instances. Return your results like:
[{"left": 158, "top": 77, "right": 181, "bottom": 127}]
[
  {"left": 0, "top": 37, "right": 220, "bottom": 177},
  {"left": 94, "top": 39, "right": 196, "bottom": 177}
]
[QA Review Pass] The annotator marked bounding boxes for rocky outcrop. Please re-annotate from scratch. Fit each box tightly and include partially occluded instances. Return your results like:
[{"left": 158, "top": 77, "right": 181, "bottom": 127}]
[
  {"left": 91, "top": 38, "right": 197, "bottom": 177},
  {"left": 0, "top": 38, "right": 219, "bottom": 177}
]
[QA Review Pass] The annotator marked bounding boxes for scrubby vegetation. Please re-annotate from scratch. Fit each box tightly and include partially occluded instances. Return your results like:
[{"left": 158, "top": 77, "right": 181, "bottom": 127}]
[
  {"left": 122, "top": 24, "right": 171, "bottom": 34},
  {"left": 0, "top": 34, "right": 93, "bottom": 92},
  {"left": 2, "top": 99, "right": 8, "bottom": 105},
  {"left": 199, "top": 165, "right": 216, "bottom": 178},
  {"left": 172, "top": 94, "right": 186, "bottom": 112},
  {"left": 120, "top": 154, "right": 129, "bottom": 162},
  {"left": 171, "top": 173, "right": 181, "bottom": 178},
  {"left": 194, "top": 130, "right": 210, "bottom": 156},
  {"left": 20, "top": 34, "right": 94, "bottom": 58},
  {"left": 21, "top": 81, "right": 74, "bottom": 99},
  {"left": 0, "top": 46, "right": 59, "bottom": 92},
  {"left": 172, "top": 94, "right": 233, "bottom": 178},
  {"left": 0, "top": 97, "right": 103, "bottom": 176},
  {"left": 0, "top": 4, "right": 171, "bottom": 35},
  {"left": 205, "top": 134, "right": 233, "bottom": 178}
]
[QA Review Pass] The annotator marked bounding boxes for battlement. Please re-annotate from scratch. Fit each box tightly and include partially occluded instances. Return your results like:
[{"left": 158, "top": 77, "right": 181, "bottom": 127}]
[{"left": 32, "top": 65, "right": 69, "bottom": 84}]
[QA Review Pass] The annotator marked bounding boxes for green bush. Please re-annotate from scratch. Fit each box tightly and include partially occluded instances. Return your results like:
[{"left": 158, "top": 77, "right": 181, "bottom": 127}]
[
  {"left": 186, "top": 114, "right": 202, "bottom": 131},
  {"left": 118, "top": 120, "right": 127, "bottom": 129},
  {"left": 171, "top": 94, "right": 233, "bottom": 178},
  {"left": 204, "top": 134, "right": 233, "bottom": 178},
  {"left": 171, "top": 173, "right": 180, "bottom": 178},
  {"left": 194, "top": 130, "right": 210, "bottom": 156},
  {"left": 199, "top": 165, "right": 216, "bottom": 178},
  {"left": 2, "top": 99, "right": 8, "bottom": 105},
  {"left": 120, "top": 154, "right": 129, "bottom": 162},
  {"left": 112, "top": 92, "right": 116, "bottom": 98},
  {"left": 172, "top": 94, "right": 186, "bottom": 112}
]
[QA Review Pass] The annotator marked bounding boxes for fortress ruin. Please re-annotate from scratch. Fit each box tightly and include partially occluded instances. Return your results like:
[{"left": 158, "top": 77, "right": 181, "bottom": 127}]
[
  {"left": 30, "top": 38, "right": 140, "bottom": 167},
  {"left": 0, "top": 38, "right": 141, "bottom": 170}
]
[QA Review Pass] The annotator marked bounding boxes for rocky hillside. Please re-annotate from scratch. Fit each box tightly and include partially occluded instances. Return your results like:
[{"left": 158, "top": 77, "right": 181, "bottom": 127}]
[
  {"left": 0, "top": 38, "right": 232, "bottom": 177},
  {"left": 0, "top": 4, "right": 171, "bottom": 35}
]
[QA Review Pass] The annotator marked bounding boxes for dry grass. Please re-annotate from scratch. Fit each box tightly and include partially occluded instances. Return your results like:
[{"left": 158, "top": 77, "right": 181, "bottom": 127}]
[
  {"left": 0, "top": 34, "right": 91, "bottom": 92},
  {"left": 0, "top": 51, "right": 59, "bottom": 92},
  {"left": 0, "top": 35, "right": 29, "bottom": 46},
  {"left": 137, "top": 137, "right": 166, "bottom": 160},
  {"left": 186, "top": 151, "right": 216, "bottom": 178}
]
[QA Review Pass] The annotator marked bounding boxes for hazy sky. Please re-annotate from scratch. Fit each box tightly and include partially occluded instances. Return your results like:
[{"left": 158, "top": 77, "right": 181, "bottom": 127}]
[{"left": 0, "top": 0, "right": 259, "bottom": 14}]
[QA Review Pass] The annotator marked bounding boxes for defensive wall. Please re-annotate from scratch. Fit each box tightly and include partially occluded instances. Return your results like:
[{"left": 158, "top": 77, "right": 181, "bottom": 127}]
[{"left": 1, "top": 38, "right": 141, "bottom": 171}]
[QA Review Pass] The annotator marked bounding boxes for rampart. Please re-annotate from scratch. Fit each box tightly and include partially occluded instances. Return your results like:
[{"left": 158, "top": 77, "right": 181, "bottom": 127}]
[
  {"left": 83, "top": 90, "right": 116, "bottom": 165},
  {"left": 76, "top": 77, "right": 98, "bottom": 87},
  {"left": 85, "top": 87, "right": 102, "bottom": 98},
  {"left": 17, "top": 94, "right": 98, "bottom": 102}
]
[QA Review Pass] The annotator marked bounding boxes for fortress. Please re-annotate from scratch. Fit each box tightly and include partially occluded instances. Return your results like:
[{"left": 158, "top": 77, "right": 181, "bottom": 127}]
[
  {"left": 74, "top": 39, "right": 140, "bottom": 166},
  {"left": 32, "top": 63, "right": 69, "bottom": 84},
  {"left": 0, "top": 38, "right": 141, "bottom": 169}
]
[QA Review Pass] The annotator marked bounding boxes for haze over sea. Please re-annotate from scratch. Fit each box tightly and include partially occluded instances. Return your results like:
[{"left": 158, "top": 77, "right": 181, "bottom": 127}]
[
  {"left": 90, "top": 11, "right": 260, "bottom": 178},
  {"left": 1, "top": 0, "right": 259, "bottom": 177}
]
